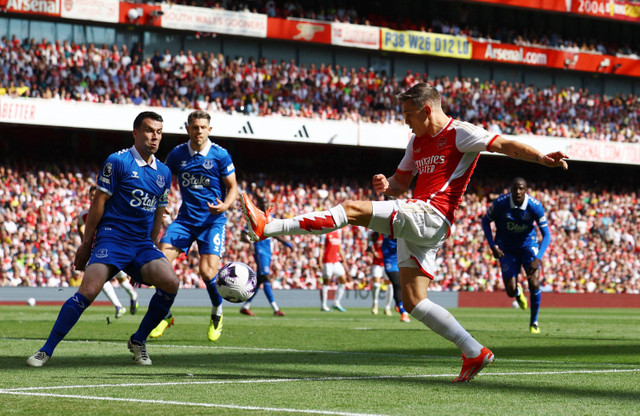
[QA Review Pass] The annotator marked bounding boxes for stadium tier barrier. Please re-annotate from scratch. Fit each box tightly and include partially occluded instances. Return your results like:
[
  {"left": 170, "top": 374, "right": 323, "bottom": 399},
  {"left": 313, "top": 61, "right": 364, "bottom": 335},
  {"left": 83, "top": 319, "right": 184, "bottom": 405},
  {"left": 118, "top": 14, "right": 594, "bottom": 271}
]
[{"left": 2, "top": 287, "right": 638, "bottom": 309}]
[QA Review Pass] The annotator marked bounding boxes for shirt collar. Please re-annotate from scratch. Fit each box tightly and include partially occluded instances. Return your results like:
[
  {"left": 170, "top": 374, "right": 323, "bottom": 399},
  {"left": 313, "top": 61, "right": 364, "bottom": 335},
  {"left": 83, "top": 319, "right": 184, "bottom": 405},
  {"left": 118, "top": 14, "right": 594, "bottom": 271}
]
[
  {"left": 188, "top": 139, "right": 212, "bottom": 157},
  {"left": 130, "top": 145, "right": 158, "bottom": 170},
  {"left": 510, "top": 193, "right": 529, "bottom": 210}
]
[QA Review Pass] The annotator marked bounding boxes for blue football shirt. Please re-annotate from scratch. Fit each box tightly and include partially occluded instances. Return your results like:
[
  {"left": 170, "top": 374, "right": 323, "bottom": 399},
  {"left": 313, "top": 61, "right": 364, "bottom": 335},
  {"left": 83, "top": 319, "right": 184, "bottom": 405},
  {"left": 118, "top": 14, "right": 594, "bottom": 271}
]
[
  {"left": 381, "top": 235, "right": 399, "bottom": 273},
  {"left": 484, "top": 193, "right": 549, "bottom": 254},
  {"left": 96, "top": 146, "right": 171, "bottom": 240},
  {"left": 164, "top": 139, "right": 235, "bottom": 227}
]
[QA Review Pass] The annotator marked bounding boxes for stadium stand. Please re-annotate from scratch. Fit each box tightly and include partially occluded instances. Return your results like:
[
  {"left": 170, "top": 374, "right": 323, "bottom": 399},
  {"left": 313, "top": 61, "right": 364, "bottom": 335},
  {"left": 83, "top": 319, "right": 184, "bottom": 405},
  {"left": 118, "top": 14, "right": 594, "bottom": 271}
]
[
  {"left": 161, "top": 0, "right": 640, "bottom": 57},
  {"left": 0, "top": 37, "right": 638, "bottom": 142},
  {"left": 0, "top": 1, "right": 638, "bottom": 297},
  {"left": 1, "top": 160, "right": 638, "bottom": 294}
]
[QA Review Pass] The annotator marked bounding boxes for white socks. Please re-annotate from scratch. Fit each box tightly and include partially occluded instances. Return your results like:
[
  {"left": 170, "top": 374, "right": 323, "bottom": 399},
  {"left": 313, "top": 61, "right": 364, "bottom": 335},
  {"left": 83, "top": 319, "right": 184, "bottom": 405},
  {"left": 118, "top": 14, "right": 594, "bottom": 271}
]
[
  {"left": 335, "top": 283, "right": 346, "bottom": 306},
  {"left": 265, "top": 205, "right": 349, "bottom": 236},
  {"left": 321, "top": 286, "right": 329, "bottom": 309},
  {"left": 101, "top": 281, "right": 122, "bottom": 308},
  {"left": 372, "top": 282, "right": 381, "bottom": 307},
  {"left": 385, "top": 284, "right": 393, "bottom": 309},
  {"left": 119, "top": 278, "right": 137, "bottom": 301},
  {"left": 410, "top": 298, "right": 482, "bottom": 358}
]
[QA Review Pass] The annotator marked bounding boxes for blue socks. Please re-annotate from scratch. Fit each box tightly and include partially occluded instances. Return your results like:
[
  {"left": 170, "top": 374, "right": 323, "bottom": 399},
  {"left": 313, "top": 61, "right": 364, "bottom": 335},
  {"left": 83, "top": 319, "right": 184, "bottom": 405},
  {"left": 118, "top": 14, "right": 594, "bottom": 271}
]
[
  {"left": 41, "top": 293, "right": 91, "bottom": 356},
  {"left": 397, "top": 301, "right": 407, "bottom": 314},
  {"left": 263, "top": 281, "right": 275, "bottom": 303},
  {"left": 206, "top": 279, "right": 223, "bottom": 307},
  {"left": 530, "top": 289, "right": 541, "bottom": 324},
  {"left": 133, "top": 288, "right": 176, "bottom": 343}
]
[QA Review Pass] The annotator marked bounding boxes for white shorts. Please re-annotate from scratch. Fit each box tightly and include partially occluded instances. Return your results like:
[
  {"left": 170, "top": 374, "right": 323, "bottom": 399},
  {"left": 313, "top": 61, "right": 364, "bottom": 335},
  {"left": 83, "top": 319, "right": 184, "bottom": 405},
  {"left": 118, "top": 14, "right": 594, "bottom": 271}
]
[
  {"left": 322, "top": 262, "right": 346, "bottom": 279},
  {"left": 368, "top": 199, "right": 449, "bottom": 279},
  {"left": 371, "top": 264, "right": 385, "bottom": 278}
]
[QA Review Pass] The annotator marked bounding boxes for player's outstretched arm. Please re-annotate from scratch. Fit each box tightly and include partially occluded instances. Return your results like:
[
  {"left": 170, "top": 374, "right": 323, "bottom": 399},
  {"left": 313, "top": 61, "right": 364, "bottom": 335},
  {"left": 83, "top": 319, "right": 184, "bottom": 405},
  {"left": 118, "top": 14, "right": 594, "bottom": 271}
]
[{"left": 488, "top": 137, "right": 569, "bottom": 170}]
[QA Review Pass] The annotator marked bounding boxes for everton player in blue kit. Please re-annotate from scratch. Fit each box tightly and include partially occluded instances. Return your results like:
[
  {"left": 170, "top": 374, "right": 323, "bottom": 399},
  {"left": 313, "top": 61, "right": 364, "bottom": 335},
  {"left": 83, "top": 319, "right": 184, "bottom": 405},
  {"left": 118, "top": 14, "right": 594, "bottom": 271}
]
[
  {"left": 369, "top": 231, "right": 411, "bottom": 322},
  {"left": 482, "top": 177, "right": 550, "bottom": 334},
  {"left": 27, "top": 111, "right": 179, "bottom": 367},
  {"left": 149, "top": 110, "right": 238, "bottom": 341},
  {"left": 240, "top": 197, "right": 292, "bottom": 316}
]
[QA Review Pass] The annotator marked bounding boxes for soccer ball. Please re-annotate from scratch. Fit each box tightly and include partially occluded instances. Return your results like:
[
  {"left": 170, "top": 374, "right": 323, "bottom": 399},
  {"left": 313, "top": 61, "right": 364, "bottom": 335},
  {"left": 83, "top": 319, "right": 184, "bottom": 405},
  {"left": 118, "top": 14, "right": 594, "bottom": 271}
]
[{"left": 216, "top": 262, "right": 257, "bottom": 303}]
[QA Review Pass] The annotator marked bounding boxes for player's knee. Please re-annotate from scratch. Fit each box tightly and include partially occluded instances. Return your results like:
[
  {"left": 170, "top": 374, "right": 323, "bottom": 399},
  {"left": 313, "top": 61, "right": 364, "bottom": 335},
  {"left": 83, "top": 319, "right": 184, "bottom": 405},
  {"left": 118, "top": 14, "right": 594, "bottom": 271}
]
[
  {"left": 342, "top": 200, "right": 370, "bottom": 223},
  {"left": 402, "top": 298, "right": 417, "bottom": 313},
  {"left": 160, "top": 275, "right": 180, "bottom": 293}
]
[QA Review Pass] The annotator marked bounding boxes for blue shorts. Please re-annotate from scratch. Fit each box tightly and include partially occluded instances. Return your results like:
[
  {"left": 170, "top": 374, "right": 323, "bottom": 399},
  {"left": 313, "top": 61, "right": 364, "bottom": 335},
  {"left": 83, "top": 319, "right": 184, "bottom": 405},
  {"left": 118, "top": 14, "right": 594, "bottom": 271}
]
[
  {"left": 499, "top": 245, "right": 539, "bottom": 281},
  {"left": 160, "top": 217, "right": 226, "bottom": 256},
  {"left": 88, "top": 227, "right": 166, "bottom": 285},
  {"left": 255, "top": 253, "right": 271, "bottom": 277},
  {"left": 384, "top": 260, "right": 399, "bottom": 274}
]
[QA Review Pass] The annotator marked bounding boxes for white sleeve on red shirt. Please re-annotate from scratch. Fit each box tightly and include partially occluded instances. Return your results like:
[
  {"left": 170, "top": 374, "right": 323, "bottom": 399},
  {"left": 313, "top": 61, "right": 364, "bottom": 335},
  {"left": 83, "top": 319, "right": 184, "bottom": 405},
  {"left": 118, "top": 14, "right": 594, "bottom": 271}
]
[
  {"left": 396, "top": 135, "right": 417, "bottom": 175},
  {"left": 454, "top": 121, "right": 497, "bottom": 153}
]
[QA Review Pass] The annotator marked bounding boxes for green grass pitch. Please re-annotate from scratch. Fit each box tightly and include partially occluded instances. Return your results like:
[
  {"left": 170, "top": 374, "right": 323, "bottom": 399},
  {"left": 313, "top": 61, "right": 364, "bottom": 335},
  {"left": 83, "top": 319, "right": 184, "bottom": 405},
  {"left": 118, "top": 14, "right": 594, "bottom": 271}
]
[{"left": 1, "top": 305, "right": 638, "bottom": 415}]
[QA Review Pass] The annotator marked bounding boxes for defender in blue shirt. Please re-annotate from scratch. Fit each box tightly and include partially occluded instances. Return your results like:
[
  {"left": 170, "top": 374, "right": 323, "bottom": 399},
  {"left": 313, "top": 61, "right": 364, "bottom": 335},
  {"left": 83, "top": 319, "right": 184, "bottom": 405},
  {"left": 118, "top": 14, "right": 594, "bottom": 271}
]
[
  {"left": 150, "top": 110, "right": 238, "bottom": 342},
  {"left": 482, "top": 177, "right": 550, "bottom": 334},
  {"left": 239, "top": 196, "right": 293, "bottom": 317},
  {"left": 369, "top": 231, "right": 411, "bottom": 322},
  {"left": 28, "top": 111, "right": 179, "bottom": 367}
]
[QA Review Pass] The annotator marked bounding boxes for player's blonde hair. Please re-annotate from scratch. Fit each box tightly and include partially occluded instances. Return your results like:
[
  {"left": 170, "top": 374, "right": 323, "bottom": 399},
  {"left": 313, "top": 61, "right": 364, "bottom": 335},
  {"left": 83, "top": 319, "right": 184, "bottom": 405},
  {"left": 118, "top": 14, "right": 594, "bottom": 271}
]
[
  {"left": 187, "top": 110, "right": 211, "bottom": 125},
  {"left": 396, "top": 82, "right": 442, "bottom": 110}
]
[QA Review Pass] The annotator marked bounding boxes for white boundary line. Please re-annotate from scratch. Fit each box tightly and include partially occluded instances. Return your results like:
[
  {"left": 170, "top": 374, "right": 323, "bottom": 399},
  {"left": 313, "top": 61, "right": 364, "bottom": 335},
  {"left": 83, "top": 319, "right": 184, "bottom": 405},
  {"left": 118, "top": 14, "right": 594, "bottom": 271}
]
[
  {"left": 0, "top": 390, "right": 385, "bottom": 416},
  {"left": 1, "top": 369, "right": 638, "bottom": 415},
  {"left": 2, "top": 368, "right": 640, "bottom": 393}
]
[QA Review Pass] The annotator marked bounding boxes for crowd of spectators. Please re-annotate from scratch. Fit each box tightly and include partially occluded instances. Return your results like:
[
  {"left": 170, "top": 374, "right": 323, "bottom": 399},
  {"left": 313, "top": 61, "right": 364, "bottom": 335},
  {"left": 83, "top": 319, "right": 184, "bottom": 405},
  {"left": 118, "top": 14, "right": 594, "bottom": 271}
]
[
  {"left": 1, "top": 162, "right": 638, "bottom": 296},
  {"left": 1, "top": 36, "right": 638, "bottom": 143},
  {"left": 182, "top": 0, "right": 640, "bottom": 57}
]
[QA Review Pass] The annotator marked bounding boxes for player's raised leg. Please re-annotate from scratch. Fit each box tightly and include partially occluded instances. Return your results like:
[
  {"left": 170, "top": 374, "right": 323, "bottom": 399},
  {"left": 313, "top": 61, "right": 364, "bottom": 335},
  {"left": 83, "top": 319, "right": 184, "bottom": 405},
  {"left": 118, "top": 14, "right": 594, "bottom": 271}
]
[{"left": 242, "top": 191, "right": 350, "bottom": 240}]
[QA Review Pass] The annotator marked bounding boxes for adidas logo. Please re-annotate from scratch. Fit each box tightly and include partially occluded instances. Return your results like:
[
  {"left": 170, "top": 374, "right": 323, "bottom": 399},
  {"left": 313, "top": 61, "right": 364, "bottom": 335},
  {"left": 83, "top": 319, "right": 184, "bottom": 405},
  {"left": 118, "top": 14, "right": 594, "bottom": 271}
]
[
  {"left": 294, "top": 125, "right": 309, "bottom": 138},
  {"left": 238, "top": 121, "right": 254, "bottom": 135}
]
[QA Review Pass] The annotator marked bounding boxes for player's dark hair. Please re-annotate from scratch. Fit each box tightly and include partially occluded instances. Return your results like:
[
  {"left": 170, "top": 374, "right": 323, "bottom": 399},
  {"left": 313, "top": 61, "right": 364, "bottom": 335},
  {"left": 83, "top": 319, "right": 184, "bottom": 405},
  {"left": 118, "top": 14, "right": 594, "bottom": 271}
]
[
  {"left": 512, "top": 177, "right": 527, "bottom": 186},
  {"left": 396, "top": 82, "right": 442, "bottom": 109},
  {"left": 133, "top": 111, "right": 163, "bottom": 129},
  {"left": 187, "top": 110, "right": 211, "bottom": 125}
]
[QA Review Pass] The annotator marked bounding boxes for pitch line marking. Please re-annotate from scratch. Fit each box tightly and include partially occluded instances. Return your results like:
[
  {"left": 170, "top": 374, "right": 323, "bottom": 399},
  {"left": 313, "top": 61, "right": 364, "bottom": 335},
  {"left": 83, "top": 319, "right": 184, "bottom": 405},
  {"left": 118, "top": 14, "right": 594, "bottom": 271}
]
[
  {"left": 0, "top": 390, "right": 385, "bottom": 416},
  {"left": 9, "top": 336, "right": 639, "bottom": 367},
  {"left": 3, "top": 368, "right": 639, "bottom": 393}
]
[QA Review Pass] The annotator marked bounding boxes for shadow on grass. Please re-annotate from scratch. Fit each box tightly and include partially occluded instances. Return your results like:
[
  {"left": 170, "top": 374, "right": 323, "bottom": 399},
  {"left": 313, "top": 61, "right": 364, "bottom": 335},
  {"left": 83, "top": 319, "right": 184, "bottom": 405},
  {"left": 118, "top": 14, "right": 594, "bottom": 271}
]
[{"left": 4, "top": 352, "right": 638, "bottom": 406}]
